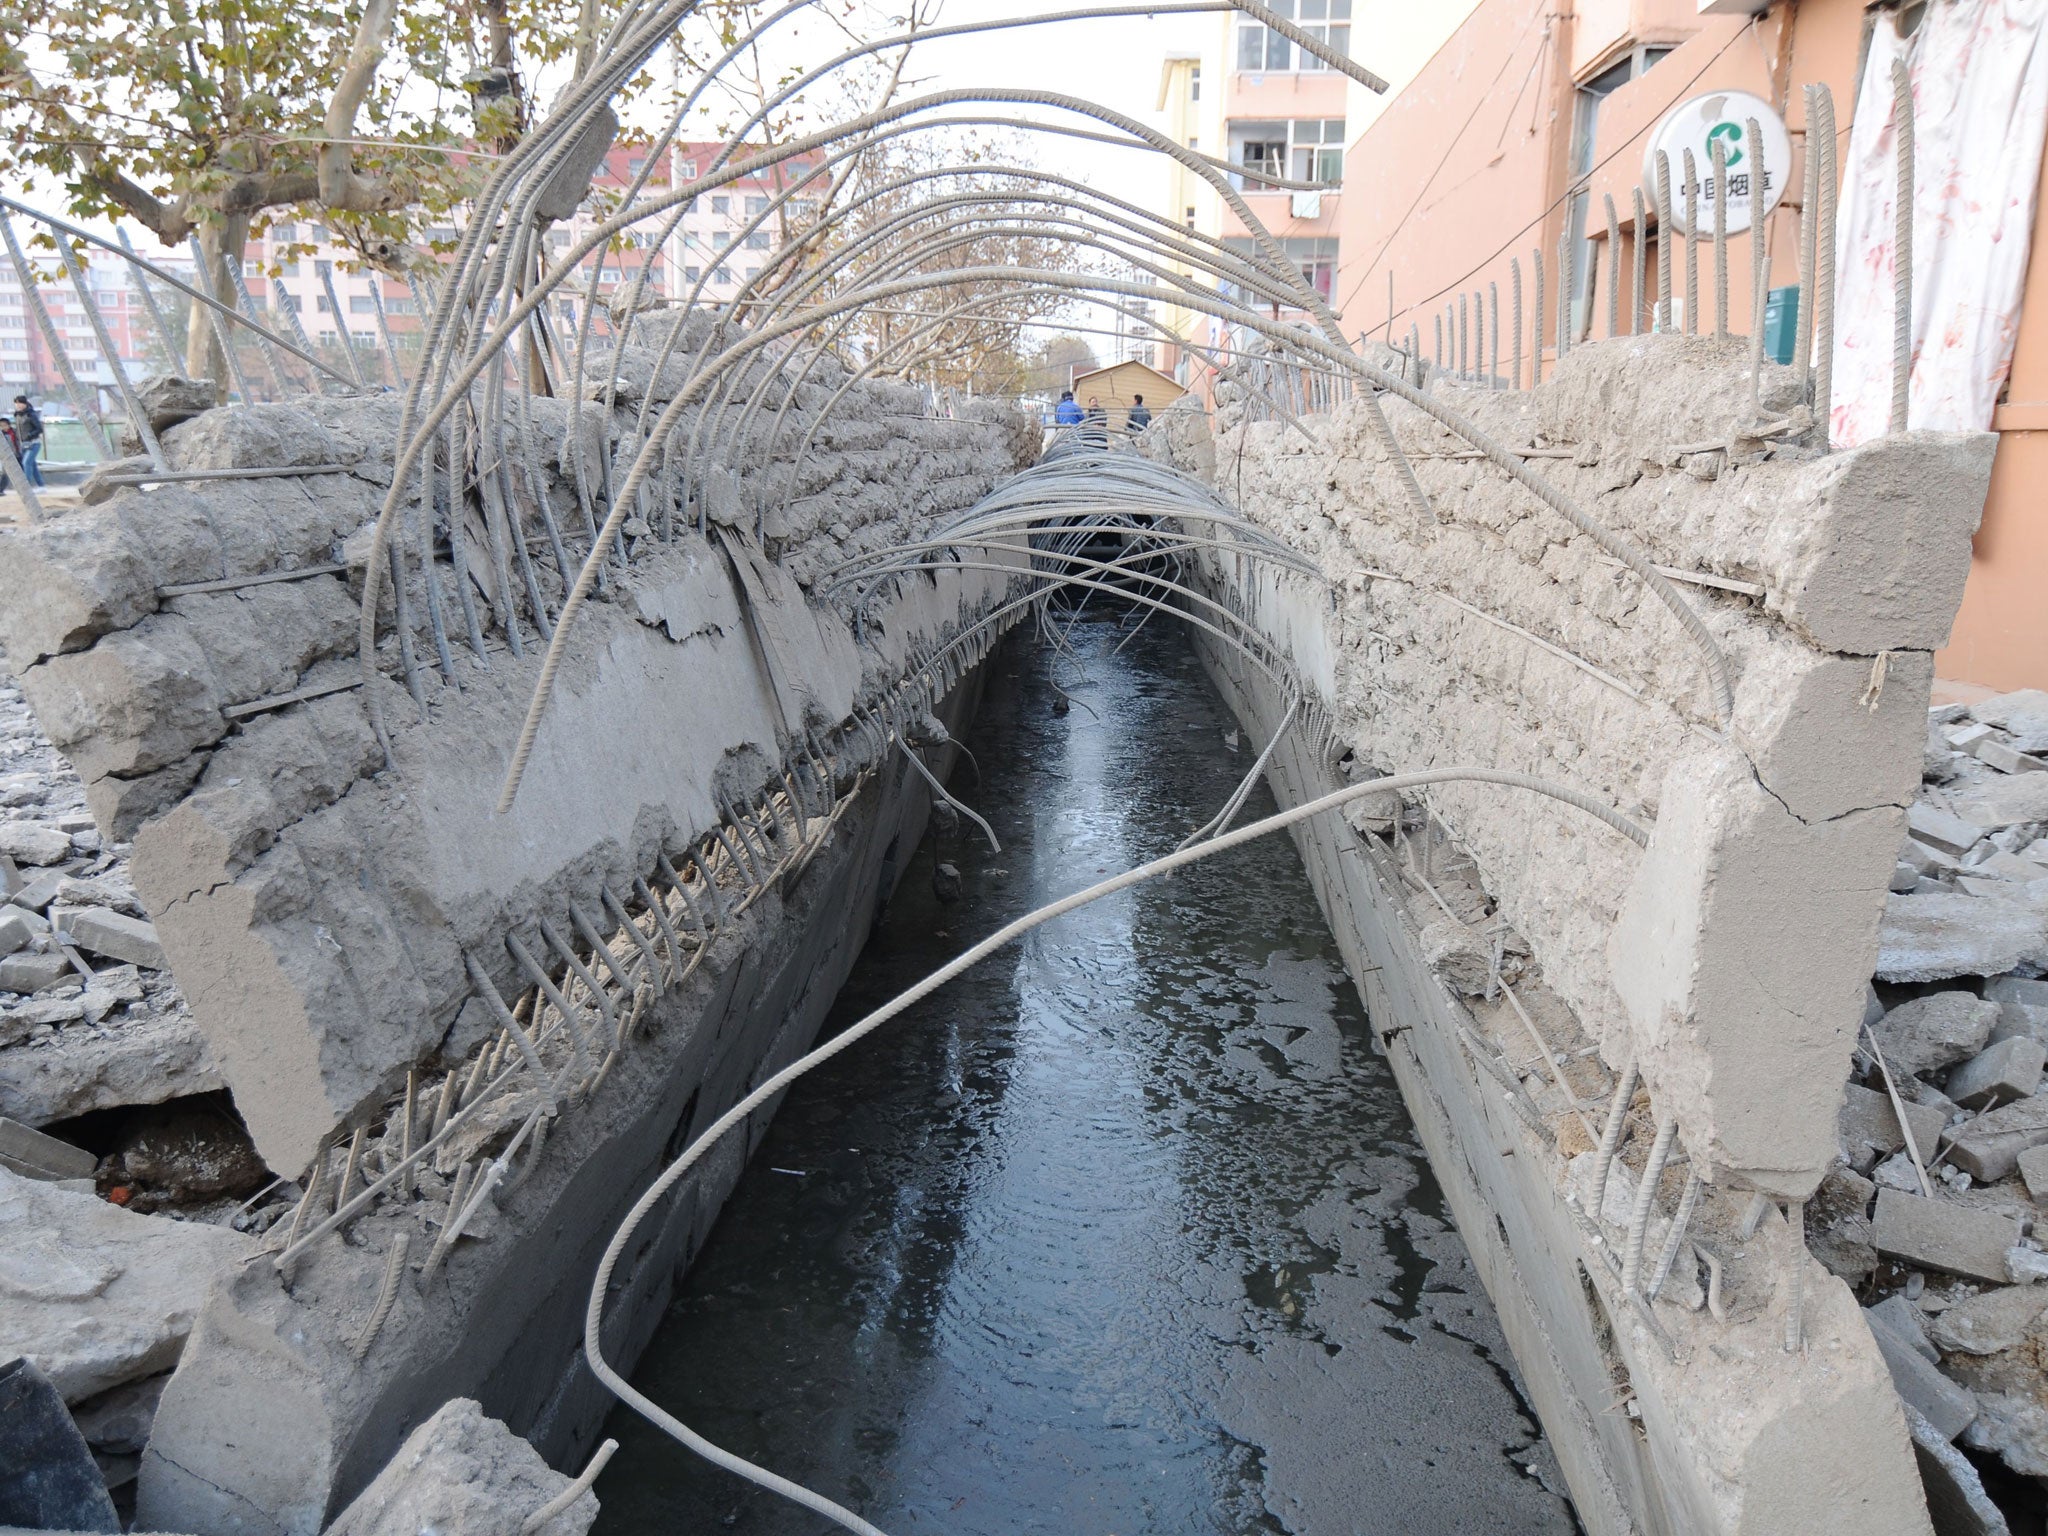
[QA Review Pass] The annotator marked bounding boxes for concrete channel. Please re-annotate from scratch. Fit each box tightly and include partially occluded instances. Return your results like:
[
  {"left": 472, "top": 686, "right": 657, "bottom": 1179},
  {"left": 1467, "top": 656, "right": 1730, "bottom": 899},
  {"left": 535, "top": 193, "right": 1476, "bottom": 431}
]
[{"left": 0, "top": 320, "right": 2035, "bottom": 1536}]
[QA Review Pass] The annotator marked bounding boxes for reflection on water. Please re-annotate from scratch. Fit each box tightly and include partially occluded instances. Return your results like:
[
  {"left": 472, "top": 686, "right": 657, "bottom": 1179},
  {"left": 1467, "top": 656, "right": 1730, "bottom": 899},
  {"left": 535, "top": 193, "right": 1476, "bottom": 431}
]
[{"left": 594, "top": 622, "right": 1579, "bottom": 1535}]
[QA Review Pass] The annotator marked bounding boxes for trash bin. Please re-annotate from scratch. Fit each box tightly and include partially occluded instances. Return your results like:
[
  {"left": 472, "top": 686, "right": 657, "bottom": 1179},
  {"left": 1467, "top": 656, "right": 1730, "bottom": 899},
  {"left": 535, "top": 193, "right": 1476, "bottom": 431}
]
[{"left": 1762, "top": 285, "right": 1800, "bottom": 365}]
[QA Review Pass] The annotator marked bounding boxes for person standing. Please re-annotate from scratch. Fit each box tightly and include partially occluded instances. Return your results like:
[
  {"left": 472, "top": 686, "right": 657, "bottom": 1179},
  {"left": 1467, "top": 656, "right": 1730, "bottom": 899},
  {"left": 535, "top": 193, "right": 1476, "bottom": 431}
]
[
  {"left": 10, "top": 395, "right": 44, "bottom": 487},
  {"left": 1054, "top": 390, "right": 1083, "bottom": 427},
  {"left": 1125, "top": 394, "right": 1152, "bottom": 433},
  {"left": 1082, "top": 395, "right": 1109, "bottom": 447}
]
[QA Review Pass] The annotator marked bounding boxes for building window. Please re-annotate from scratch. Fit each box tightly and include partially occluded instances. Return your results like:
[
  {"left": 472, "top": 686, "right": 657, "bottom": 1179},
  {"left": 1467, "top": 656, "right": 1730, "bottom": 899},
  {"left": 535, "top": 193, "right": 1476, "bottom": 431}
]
[
  {"left": 745, "top": 267, "right": 760, "bottom": 282},
  {"left": 1235, "top": 0, "right": 1348, "bottom": 72},
  {"left": 745, "top": 196, "right": 769, "bottom": 217},
  {"left": 745, "top": 231, "right": 769, "bottom": 250},
  {"left": 1291, "top": 118, "right": 1345, "bottom": 185},
  {"left": 1191, "top": 64, "right": 1200, "bottom": 101},
  {"left": 1568, "top": 45, "right": 1672, "bottom": 336},
  {"left": 677, "top": 160, "right": 698, "bottom": 180},
  {"left": 1285, "top": 236, "right": 1339, "bottom": 299},
  {"left": 685, "top": 265, "right": 702, "bottom": 281},
  {"left": 349, "top": 295, "right": 378, "bottom": 313},
  {"left": 1229, "top": 122, "right": 1288, "bottom": 187},
  {"left": 713, "top": 231, "right": 730, "bottom": 249},
  {"left": 714, "top": 265, "right": 731, "bottom": 284},
  {"left": 272, "top": 223, "right": 298, "bottom": 242},
  {"left": 711, "top": 196, "right": 729, "bottom": 215},
  {"left": 628, "top": 156, "right": 647, "bottom": 178}
]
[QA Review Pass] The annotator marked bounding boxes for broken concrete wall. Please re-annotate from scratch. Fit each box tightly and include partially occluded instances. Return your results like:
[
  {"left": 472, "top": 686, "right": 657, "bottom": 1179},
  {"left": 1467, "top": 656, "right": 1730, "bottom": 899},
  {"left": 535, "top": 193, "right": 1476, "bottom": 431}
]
[
  {"left": 0, "top": 367, "right": 1030, "bottom": 1175},
  {"left": 1176, "top": 334, "right": 1992, "bottom": 1199}
]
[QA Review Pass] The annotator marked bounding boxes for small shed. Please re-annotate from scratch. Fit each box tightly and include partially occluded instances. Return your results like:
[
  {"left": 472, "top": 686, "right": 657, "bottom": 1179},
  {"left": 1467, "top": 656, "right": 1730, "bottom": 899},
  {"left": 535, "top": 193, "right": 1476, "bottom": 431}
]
[{"left": 1069, "top": 360, "right": 1185, "bottom": 432}]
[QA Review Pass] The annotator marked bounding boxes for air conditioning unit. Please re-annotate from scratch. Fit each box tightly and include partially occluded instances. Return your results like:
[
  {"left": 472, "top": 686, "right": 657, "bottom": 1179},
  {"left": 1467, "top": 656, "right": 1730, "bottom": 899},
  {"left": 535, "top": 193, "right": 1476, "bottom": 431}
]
[{"left": 1291, "top": 190, "right": 1322, "bottom": 219}]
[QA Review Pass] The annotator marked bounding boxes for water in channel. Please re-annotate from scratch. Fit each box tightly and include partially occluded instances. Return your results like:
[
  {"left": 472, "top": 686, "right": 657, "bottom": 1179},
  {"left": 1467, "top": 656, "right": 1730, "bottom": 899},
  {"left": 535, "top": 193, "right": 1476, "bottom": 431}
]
[{"left": 594, "top": 619, "right": 1580, "bottom": 1535}]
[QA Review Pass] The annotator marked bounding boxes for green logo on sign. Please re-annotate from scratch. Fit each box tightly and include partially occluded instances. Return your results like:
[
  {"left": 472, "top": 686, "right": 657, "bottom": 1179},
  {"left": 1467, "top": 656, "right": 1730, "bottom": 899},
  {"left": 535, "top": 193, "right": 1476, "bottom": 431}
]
[{"left": 1707, "top": 121, "right": 1744, "bottom": 168}]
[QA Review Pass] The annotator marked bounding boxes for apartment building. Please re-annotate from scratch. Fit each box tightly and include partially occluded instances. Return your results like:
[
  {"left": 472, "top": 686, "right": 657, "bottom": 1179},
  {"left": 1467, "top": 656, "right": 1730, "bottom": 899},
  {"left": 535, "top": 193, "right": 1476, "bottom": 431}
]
[
  {"left": 1154, "top": 2, "right": 1483, "bottom": 392},
  {"left": 0, "top": 248, "right": 192, "bottom": 399}
]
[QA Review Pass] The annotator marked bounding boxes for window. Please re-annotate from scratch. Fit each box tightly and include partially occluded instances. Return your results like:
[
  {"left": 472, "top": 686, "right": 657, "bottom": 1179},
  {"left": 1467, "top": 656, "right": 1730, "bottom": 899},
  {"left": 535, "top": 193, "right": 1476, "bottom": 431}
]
[
  {"left": 711, "top": 196, "right": 729, "bottom": 215},
  {"left": 1286, "top": 236, "right": 1339, "bottom": 299},
  {"left": 792, "top": 199, "right": 818, "bottom": 218},
  {"left": 676, "top": 160, "right": 698, "bottom": 180},
  {"left": 713, "top": 231, "right": 730, "bottom": 248},
  {"left": 1184, "top": 204, "right": 1196, "bottom": 228},
  {"left": 1229, "top": 122, "right": 1287, "bottom": 187},
  {"left": 427, "top": 226, "right": 458, "bottom": 242},
  {"left": 550, "top": 230, "right": 571, "bottom": 250},
  {"left": 1568, "top": 44, "right": 1672, "bottom": 336},
  {"left": 0, "top": 315, "right": 22, "bottom": 329},
  {"left": 684, "top": 265, "right": 702, "bottom": 281},
  {"left": 745, "top": 267, "right": 760, "bottom": 282},
  {"left": 272, "top": 223, "right": 298, "bottom": 242},
  {"left": 745, "top": 231, "right": 769, "bottom": 250},
  {"left": 1234, "top": 0, "right": 1347, "bottom": 72},
  {"left": 745, "top": 196, "right": 769, "bottom": 216},
  {"left": 627, "top": 156, "right": 647, "bottom": 178},
  {"left": 714, "top": 265, "right": 731, "bottom": 284},
  {"left": 350, "top": 295, "right": 378, "bottom": 313},
  {"left": 1291, "top": 119, "right": 1345, "bottom": 185},
  {"left": 279, "top": 292, "right": 303, "bottom": 311},
  {"left": 316, "top": 295, "right": 334, "bottom": 312},
  {"left": 1190, "top": 65, "right": 1200, "bottom": 101},
  {"left": 385, "top": 297, "right": 416, "bottom": 315}
]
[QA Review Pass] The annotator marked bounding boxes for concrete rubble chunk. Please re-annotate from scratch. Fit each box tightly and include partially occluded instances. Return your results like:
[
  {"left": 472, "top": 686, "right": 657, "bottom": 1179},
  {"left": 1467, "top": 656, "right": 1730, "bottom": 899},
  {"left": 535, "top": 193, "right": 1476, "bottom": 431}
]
[
  {"left": 1840, "top": 1082, "right": 1947, "bottom": 1173},
  {"left": 0, "top": 950, "right": 74, "bottom": 993},
  {"left": 134, "top": 374, "right": 220, "bottom": 434},
  {"left": 1874, "top": 992, "right": 2000, "bottom": 1077},
  {"left": 50, "top": 905, "right": 165, "bottom": 970},
  {"left": 1872, "top": 1187, "right": 2021, "bottom": 1283},
  {"left": 1926, "top": 1286, "right": 2048, "bottom": 1356},
  {"left": 1901, "top": 1401, "right": 2014, "bottom": 1536},
  {"left": 1877, "top": 894, "right": 2046, "bottom": 983},
  {"left": 1865, "top": 1305, "right": 1978, "bottom": 1440},
  {"left": 1960, "top": 1392, "right": 2048, "bottom": 1480},
  {"left": 2017, "top": 1143, "right": 2048, "bottom": 1203},
  {"left": 12, "top": 869, "right": 65, "bottom": 910},
  {"left": 321, "top": 1398, "right": 598, "bottom": 1536},
  {"left": 1944, "top": 1094, "right": 2048, "bottom": 1182},
  {"left": 1951, "top": 774, "right": 2048, "bottom": 830},
  {"left": 1988, "top": 976, "right": 2048, "bottom": 1009},
  {"left": 1909, "top": 803, "right": 1981, "bottom": 857},
  {"left": 0, "top": 822, "right": 75, "bottom": 867},
  {"left": 1943, "top": 1037, "right": 2045, "bottom": 1110},
  {"left": 0, "top": 1166, "right": 253, "bottom": 1402},
  {"left": 0, "top": 1115, "right": 98, "bottom": 1181},
  {"left": 1970, "top": 689, "right": 2048, "bottom": 754},
  {"left": 1809, "top": 1163, "right": 1878, "bottom": 1282},
  {"left": 0, "top": 906, "right": 34, "bottom": 958},
  {"left": 1867, "top": 1294, "right": 1938, "bottom": 1361},
  {"left": 1974, "top": 739, "right": 2045, "bottom": 776}
]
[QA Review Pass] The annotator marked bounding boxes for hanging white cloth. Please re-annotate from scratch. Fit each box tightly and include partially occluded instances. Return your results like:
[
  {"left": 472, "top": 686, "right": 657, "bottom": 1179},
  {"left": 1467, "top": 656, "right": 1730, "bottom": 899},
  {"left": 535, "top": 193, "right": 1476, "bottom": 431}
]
[{"left": 1830, "top": 0, "right": 2048, "bottom": 448}]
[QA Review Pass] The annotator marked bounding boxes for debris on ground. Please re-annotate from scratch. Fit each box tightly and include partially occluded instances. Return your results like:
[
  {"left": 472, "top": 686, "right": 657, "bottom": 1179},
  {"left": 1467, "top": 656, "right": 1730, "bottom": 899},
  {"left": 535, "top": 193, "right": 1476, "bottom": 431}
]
[
  {"left": 0, "top": 658, "right": 219, "bottom": 1126},
  {"left": 1817, "top": 693, "right": 2048, "bottom": 1497}
]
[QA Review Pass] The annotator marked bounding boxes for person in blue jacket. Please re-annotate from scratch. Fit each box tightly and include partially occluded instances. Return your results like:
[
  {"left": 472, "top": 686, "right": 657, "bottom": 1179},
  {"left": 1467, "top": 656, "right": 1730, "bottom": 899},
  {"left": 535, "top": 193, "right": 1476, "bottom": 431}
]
[{"left": 1053, "top": 390, "right": 1083, "bottom": 427}]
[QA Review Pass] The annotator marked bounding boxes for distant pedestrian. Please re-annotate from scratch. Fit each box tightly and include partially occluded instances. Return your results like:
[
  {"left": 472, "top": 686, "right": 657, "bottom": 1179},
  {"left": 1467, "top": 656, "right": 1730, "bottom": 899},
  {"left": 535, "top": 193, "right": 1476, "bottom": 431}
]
[
  {"left": 1082, "top": 395, "right": 1109, "bottom": 447},
  {"left": 10, "top": 395, "right": 43, "bottom": 487},
  {"left": 1126, "top": 394, "right": 1152, "bottom": 433},
  {"left": 1054, "top": 390, "right": 1083, "bottom": 427}
]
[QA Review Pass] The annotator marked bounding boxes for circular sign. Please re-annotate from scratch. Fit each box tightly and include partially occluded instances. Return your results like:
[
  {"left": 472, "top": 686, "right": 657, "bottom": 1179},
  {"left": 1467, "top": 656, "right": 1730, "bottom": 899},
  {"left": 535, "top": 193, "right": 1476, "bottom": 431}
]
[{"left": 1641, "top": 92, "right": 1791, "bottom": 236}]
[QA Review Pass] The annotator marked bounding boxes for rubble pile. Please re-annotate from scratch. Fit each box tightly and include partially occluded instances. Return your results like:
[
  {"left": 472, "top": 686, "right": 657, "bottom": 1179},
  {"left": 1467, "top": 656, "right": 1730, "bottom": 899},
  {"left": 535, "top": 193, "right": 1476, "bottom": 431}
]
[
  {"left": 1814, "top": 690, "right": 2048, "bottom": 1495},
  {"left": 0, "top": 657, "right": 218, "bottom": 1129}
]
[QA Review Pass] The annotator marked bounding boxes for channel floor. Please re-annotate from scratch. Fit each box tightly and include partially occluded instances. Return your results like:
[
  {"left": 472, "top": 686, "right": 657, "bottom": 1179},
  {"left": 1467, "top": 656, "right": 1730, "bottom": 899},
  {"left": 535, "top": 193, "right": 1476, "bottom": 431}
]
[{"left": 593, "top": 620, "right": 1580, "bottom": 1535}]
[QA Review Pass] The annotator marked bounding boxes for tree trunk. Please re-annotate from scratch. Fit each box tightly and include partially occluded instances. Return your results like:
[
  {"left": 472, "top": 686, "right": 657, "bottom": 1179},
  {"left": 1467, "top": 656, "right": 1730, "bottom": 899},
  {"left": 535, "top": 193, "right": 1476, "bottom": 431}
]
[{"left": 185, "top": 213, "right": 249, "bottom": 402}]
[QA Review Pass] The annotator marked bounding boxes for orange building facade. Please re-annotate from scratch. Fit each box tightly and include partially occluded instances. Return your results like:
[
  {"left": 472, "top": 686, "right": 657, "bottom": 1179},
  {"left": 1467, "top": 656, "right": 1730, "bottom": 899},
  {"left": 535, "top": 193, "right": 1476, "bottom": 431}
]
[{"left": 1327, "top": 0, "right": 2048, "bottom": 692}]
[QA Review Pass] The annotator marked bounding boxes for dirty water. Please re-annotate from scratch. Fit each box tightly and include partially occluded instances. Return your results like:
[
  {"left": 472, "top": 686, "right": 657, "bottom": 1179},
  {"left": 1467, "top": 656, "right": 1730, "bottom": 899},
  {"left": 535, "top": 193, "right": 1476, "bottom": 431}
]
[{"left": 594, "top": 621, "right": 1579, "bottom": 1535}]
